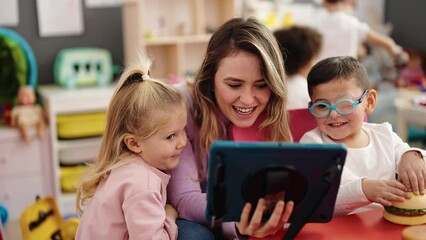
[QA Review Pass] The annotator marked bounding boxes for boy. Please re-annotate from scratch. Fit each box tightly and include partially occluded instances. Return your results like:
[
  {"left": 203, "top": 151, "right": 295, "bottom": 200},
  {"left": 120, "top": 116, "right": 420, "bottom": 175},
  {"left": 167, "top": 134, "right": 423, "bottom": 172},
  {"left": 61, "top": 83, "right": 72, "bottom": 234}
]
[
  {"left": 274, "top": 25, "right": 323, "bottom": 109},
  {"left": 300, "top": 56, "right": 426, "bottom": 215}
]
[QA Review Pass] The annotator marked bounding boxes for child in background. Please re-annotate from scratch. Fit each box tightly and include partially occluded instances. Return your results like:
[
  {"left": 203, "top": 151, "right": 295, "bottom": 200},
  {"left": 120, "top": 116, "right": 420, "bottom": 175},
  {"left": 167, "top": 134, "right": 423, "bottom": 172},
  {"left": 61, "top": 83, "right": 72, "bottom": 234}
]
[
  {"left": 397, "top": 49, "right": 425, "bottom": 88},
  {"left": 314, "top": 0, "right": 404, "bottom": 62},
  {"left": 357, "top": 42, "right": 382, "bottom": 89},
  {"left": 274, "top": 25, "right": 323, "bottom": 109},
  {"left": 300, "top": 56, "right": 426, "bottom": 215},
  {"left": 75, "top": 56, "right": 187, "bottom": 239}
]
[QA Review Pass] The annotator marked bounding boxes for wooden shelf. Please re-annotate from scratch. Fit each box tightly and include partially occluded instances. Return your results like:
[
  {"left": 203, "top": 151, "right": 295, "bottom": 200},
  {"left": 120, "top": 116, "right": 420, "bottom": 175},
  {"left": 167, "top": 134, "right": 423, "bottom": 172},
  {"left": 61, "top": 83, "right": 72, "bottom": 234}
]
[
  {"left": 122, "top": 0, "right": 238, "bottom": 80},
  {"left": 39, "top": 85, "right": 115, "bottom": 216},
  {"left": 0, "top": 128, "right": 52, "bottom": 221},
  {"left": 145, "top": 34, "right": 212, "bottom": 46}
]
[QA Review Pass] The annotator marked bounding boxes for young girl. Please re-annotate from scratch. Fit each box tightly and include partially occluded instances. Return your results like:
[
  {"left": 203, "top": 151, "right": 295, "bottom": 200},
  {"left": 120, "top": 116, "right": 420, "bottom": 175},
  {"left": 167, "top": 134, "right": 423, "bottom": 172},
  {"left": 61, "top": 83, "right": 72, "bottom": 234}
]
[
  {"left": 75, "top": 56, "right": 187, "bottom": 239},
  {"left": 300, "top": 56, "right": 426, "bottom": 216}
]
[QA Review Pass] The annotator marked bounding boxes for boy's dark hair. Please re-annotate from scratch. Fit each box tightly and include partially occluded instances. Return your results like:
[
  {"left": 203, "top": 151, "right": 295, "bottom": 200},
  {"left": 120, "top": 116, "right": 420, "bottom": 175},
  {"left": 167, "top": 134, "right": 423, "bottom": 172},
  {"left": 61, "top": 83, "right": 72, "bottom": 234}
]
[
  {"left": 307, "top": 56, "right": 369, "bottom": 96},
  {"left": 274, "top": 26, "right": 322, "bottom": 76}
]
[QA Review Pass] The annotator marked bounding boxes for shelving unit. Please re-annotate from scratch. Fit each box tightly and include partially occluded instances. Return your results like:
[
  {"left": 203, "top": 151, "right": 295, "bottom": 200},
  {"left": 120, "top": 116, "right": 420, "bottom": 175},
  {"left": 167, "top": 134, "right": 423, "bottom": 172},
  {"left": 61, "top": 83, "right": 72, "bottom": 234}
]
[
  {"left": 38, "top": 85, "right": 115, "bottom": 216},
  {"left": 0, "top": 127, "right": 52, "bottom": 221},
  {"left": 122, "top": 0, "right": 239, "bottom": 80}
]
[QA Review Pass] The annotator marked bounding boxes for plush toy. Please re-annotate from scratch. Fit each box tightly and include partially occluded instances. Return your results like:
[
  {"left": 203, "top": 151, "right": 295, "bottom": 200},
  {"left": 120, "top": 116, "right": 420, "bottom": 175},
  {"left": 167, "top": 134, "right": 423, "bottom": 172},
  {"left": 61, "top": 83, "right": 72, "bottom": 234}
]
[{"left": 11, "top": 85, "right": 46, "bottom": 144}]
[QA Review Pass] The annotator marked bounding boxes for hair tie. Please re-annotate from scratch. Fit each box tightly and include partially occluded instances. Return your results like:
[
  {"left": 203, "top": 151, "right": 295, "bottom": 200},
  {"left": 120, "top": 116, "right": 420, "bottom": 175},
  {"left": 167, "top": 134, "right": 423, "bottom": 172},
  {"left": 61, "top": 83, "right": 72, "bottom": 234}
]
[{"left": 142, "top": 74, "right": 150, "bottom": 81}]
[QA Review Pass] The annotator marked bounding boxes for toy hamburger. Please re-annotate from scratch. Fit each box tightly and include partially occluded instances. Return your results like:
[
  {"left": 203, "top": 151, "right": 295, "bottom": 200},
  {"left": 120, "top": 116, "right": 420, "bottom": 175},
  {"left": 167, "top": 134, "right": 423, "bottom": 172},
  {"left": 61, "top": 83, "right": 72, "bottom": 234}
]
[{"left": 384, "top": 192, "right": 426, "bottom": 225}]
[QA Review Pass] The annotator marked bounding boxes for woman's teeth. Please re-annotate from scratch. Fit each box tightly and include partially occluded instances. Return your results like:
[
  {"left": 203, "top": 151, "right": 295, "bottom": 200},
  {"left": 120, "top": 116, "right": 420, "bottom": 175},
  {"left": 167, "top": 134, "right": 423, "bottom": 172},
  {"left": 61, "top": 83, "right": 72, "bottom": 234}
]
[
  {"left": 329, "top": 122, "right": 346, "bottom": 126},
  {"left": 234, "top": 106, "right": 254, "bottom": 115}
]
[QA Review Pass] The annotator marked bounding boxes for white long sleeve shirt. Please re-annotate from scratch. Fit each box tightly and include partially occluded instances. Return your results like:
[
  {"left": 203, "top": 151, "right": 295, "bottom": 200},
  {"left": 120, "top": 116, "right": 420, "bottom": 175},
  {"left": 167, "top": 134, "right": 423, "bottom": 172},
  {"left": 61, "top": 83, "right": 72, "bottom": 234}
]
[
  {"left": 300, "top": 122, "right": 426, "bottom": 215},
  {"left": 313, "top": 9, "right": 369, "bottom": 62},
  {"left": 286, "top": 74, "right": 311, "bottom": 110}
]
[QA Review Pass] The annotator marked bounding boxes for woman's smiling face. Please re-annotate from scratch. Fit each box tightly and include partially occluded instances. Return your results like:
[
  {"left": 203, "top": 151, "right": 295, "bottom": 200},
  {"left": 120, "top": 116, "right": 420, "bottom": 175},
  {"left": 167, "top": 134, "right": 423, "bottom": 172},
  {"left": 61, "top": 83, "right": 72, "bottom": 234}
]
[{"left": 214, "top": 51, "right": 272, "bottom": 128}]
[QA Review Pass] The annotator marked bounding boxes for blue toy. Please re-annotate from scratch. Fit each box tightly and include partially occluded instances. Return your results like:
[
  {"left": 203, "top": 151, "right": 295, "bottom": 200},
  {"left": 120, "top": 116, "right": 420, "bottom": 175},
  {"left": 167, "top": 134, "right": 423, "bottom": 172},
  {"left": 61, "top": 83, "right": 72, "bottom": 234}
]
[
  {"left": 54, "top": 48, "right": 114, "bottom": 89},
  {"left": 0, "top": 28, "right": 38, "bottom": 127},
  {"left": 0, "top": 204, "right": 8, "bottom": 225},
  {"left": 0, "top": 27, "right": 38, "bottom": 88},
  {"left": 0, "top": 28, "right": 38, "bottom": 110}
]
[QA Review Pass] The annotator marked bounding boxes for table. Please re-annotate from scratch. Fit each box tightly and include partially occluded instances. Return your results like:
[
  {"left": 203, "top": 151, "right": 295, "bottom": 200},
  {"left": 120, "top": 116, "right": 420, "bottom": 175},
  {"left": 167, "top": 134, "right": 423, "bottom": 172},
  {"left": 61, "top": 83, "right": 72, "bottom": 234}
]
[
  {"left": 250, "top": 209, "right": 409, "bottom": 240},
  {"left": 394, "top": 89, "right": 426, "bottom": 141}
]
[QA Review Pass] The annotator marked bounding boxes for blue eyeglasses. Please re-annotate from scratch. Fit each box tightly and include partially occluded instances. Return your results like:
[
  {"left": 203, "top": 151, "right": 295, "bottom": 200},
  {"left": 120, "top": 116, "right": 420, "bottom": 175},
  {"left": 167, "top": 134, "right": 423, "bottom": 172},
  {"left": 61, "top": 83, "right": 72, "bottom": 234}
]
[{"left": 308, "top": 89, "right": 369, "bottom": 118}]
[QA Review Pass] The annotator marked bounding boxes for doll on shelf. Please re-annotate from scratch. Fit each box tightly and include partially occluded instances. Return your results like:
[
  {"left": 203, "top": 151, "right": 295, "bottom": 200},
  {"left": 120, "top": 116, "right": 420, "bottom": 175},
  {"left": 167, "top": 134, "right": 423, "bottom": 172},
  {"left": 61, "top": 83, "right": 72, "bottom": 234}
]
[{"left": 11, "top": 85, "right": 46, "bottom": 144}]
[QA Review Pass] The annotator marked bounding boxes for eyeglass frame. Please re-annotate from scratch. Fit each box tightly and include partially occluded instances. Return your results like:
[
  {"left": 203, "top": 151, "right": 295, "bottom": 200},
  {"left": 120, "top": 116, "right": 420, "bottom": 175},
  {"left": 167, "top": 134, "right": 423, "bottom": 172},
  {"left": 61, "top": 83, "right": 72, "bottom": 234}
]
[{"left": 308, "top": 89, "right": 369, "bottom": 119}]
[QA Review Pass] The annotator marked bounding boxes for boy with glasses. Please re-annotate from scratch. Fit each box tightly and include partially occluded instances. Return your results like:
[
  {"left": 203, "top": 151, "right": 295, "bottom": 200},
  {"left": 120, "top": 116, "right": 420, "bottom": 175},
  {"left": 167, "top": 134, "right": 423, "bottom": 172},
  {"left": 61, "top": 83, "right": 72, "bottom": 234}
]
[{"left": 300, "top": 56, "right": 426, "bottom": 216}]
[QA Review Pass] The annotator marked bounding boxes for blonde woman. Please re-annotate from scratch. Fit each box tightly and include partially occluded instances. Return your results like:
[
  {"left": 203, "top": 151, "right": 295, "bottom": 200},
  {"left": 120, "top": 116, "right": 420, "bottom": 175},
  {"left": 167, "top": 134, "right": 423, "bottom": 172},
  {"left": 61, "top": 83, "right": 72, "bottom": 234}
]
[
  {"left": 168, "top": 17, "right": 294, "bottom": 239},
  {"left": 76, "top": 56, "right": 187, "bottom": 239}
]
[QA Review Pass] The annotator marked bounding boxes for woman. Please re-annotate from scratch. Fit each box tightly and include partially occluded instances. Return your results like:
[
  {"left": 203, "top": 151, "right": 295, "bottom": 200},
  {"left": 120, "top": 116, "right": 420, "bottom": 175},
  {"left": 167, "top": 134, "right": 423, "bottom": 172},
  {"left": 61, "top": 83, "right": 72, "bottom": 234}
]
[{"left": 168, "top": 17, "right": 294, "bottom": 239}]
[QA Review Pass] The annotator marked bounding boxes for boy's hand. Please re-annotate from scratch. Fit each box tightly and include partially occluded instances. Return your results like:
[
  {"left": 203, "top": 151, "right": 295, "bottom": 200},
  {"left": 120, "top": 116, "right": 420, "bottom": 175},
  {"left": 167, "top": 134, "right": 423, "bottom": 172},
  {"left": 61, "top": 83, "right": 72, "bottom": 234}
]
[
  {"left": 362, "top": 178, "right": 411, "bottom": 206},
  {"left": 398, "top": 151, "right": 426, "bottom": 195}
]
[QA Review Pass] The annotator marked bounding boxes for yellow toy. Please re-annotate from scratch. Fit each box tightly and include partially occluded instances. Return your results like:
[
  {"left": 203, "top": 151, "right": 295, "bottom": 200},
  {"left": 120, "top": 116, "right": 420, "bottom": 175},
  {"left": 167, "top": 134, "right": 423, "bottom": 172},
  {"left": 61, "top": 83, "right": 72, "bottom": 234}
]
[
  {"left": 20, "top": 196, "right": 79, "bottom": 240},
  {"left": 10, "top": 85, "right": 46, "bottom": 144}
]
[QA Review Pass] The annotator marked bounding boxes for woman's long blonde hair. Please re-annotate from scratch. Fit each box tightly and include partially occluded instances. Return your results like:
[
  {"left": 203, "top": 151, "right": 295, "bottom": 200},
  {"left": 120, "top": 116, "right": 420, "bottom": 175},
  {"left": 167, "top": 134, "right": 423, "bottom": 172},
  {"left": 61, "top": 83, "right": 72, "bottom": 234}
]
[
  {"left": 192, "top": 17, "right": 292, "bottom": 162},
  {"left": 76, "top": 56, "right": 186, "bottom": 214}
]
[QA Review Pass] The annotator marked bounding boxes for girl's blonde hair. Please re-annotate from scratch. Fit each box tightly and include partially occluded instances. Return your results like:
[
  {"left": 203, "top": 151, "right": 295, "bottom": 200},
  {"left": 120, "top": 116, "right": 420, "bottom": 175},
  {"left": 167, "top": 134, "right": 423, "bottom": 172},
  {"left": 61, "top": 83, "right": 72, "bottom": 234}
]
[
  {"left": 76, "top": 56, "right": 186, "bottom": 214},
  {"left": 192, "top": 17, "right": 292, "bottom": 170}
]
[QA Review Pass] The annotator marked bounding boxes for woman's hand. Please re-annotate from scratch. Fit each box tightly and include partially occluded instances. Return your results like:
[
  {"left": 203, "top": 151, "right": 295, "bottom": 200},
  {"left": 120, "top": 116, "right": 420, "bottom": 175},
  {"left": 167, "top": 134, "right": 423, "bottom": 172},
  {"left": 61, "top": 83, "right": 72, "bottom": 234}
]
[
  {"left": 398, "top": 151, "right": 426, "bottom": 195},
  {"left": 362, "top": 178, "right": 411, "bottom": 206},
  {"left": 236, "top": 198, "right": 294, "bottom": 238}
]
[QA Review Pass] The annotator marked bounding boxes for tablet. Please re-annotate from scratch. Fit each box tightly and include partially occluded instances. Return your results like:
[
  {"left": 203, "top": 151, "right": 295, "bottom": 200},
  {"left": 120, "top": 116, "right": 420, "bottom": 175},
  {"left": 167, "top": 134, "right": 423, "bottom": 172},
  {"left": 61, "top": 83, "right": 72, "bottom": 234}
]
[{"left": 205, "top": 141, "right": 347, "bottom": 224}]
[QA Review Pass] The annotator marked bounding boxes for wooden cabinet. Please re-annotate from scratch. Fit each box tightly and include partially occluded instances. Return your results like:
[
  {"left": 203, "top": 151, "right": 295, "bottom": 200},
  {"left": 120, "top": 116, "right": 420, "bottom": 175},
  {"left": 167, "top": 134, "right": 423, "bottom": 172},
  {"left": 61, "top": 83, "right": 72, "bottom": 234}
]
[
  {"left": 0, "top": 128, "right": 52, "bottom": 221},
  {"left": 122, "top": 0, "right": 239, "bottom": 80},
  {"left": 38, "top": 85, "right": 115, "bottom": 216}
]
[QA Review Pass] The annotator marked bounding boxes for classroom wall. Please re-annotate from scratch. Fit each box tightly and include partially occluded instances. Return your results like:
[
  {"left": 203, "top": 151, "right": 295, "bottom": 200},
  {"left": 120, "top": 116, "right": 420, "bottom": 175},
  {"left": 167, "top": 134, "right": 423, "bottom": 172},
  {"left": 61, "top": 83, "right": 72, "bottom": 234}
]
[
  {"left": 4, "top": 1, "right": 425, "bottom": 85},
  {"left": 7, "top": 1, "right": 124, "bottom": 85}
]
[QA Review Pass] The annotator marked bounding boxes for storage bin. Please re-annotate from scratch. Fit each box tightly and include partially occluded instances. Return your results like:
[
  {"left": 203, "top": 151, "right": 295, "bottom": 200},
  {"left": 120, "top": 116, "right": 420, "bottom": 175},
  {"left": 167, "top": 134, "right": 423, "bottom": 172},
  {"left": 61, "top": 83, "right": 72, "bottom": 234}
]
[
  {"left": 59, "top": 138, "right": 101, "bottom": 165},
  {"left": 60, "top": 165, "right": 89, "bottom": 193},
  {"left": 56, "top": 111, "right": 106, "bottom": 139}
]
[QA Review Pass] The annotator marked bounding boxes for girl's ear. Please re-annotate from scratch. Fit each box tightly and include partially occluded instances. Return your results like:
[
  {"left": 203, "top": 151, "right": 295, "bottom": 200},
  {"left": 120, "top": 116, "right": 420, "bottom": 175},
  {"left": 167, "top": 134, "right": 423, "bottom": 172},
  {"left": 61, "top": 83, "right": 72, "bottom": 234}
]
[
  {"left": 364, "top": 89, "right": 377, "bottom": 115},
  {"left": 124, "top": 134, "right": 142, "bottom": 153}
]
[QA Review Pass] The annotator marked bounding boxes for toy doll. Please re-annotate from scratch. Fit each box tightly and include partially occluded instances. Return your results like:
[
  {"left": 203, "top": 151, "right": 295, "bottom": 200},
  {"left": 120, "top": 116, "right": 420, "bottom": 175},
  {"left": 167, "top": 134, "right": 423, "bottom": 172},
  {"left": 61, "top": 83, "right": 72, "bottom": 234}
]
[{"left": 11, "top": 85, "right": 46, "bottom": 144}]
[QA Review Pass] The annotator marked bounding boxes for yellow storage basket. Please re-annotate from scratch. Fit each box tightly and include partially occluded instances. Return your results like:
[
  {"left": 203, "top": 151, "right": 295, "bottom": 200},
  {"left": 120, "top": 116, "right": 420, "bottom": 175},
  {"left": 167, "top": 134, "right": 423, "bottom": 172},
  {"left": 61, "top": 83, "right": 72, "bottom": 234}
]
[
  {"left": 56, "top": 111, "right": 106, "bottom": 139},
  {"left": 60, "top": 165, "right": 90, "bottom": 193}
]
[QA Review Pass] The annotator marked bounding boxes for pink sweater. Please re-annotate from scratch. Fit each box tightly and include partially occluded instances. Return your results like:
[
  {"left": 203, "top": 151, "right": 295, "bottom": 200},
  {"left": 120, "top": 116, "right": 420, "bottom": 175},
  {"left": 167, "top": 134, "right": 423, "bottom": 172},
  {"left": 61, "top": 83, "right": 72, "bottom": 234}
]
[{"left": 76, "top": 158, "right": 177, "bottom": 240}]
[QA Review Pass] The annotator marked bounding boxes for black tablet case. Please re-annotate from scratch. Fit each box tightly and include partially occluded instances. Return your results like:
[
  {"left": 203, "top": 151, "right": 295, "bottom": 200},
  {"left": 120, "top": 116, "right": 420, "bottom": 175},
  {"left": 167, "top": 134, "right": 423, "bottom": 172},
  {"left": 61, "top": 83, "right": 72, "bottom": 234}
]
[{"left": 206, "top": 141, "right": 347, "bottom": 224}]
